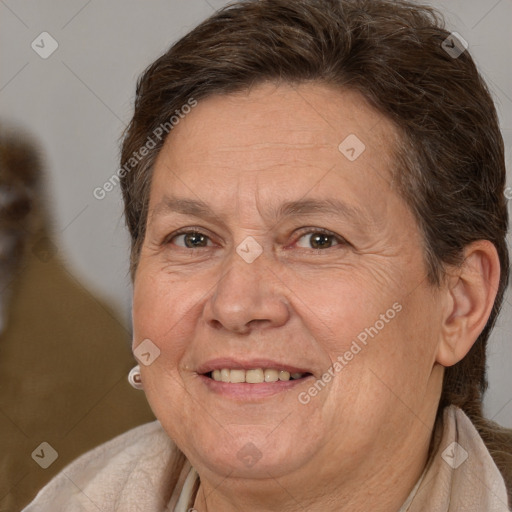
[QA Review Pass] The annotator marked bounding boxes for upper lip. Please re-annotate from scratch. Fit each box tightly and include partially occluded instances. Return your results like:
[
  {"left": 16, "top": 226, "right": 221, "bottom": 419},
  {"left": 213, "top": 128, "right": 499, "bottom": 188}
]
[{"left": 196, "top": 358, "right": 313, "bottom": 375}]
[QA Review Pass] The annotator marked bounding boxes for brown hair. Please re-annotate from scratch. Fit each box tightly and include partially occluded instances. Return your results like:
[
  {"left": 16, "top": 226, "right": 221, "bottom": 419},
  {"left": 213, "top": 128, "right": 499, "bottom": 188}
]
[{"left": 120, "top": 0, "right": 511, "bottom": 495}]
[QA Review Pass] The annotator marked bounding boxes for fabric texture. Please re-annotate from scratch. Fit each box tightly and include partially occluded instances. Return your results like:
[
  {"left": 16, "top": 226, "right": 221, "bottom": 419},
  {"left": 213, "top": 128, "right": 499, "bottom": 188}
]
[{"left": 23, "top": 405, "right": 510, "bottom": 511}]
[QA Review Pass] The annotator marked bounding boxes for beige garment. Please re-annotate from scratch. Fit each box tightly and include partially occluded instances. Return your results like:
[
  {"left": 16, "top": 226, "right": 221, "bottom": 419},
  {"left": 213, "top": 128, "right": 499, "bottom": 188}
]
[
  {"left": 22, "top": 405, "right": 510, "bottom": 511},
  {"left": 405, "top": 406, "right": 510, "bottom": 511}
]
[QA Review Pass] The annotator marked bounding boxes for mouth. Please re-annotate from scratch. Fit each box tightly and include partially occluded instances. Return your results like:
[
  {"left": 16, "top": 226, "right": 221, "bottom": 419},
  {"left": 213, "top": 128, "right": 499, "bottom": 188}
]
[
  {"left": 196, "top": 359, "right": 315, "bottom": 399},
  {"left": 204, "top": 368, "right": 313, "bottom": 383}
]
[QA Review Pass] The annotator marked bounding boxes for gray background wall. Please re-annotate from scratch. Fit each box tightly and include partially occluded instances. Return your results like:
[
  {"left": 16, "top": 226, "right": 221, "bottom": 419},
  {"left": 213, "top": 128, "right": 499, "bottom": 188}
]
[{"left": 1, "top": 0, "right": 511, "bottom": 427}]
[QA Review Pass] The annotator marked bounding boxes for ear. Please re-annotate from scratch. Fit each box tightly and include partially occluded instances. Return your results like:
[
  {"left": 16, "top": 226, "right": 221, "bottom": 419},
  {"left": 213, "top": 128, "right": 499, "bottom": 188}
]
[{"left": 435, "top": 240, "right": 501, "bottom": 367}]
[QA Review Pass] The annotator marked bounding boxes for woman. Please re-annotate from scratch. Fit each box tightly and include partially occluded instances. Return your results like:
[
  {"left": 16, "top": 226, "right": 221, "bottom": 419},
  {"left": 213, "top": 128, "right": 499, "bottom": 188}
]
[{"left": 24, "top": 0, "right": 511, "bottom": 510}]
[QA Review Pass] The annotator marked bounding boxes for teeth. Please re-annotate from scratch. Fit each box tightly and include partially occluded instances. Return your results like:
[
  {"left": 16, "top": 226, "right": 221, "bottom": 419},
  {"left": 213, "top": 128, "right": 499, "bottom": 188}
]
[
  {"left": 264, "top": 369, "right": 279, "bottom": 382},
  {"left": 230, "top": 369, "right": 246, "bottom": 383},
  {"left": 279, "top": 370, "right": 291, "bottom": 381},
  {"left": 210, "top": 368, "right": 306, "bottom": 383},
  {"left": 246, "top": 369, "right": 264, "bottom": 383}
]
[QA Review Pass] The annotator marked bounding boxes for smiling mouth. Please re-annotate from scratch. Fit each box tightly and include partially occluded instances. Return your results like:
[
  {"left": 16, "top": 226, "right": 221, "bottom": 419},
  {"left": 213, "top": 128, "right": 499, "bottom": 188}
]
[{"left": 205, "top": 368, "right": 313, "bottom": 384}]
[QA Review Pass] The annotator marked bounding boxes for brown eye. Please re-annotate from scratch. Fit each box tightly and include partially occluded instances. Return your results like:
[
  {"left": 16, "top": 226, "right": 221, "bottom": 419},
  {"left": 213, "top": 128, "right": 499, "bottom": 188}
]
[
  {"left": 295, "top": 230, "right": 343, "bottom": 250},
  {"left": 171, "top": 231, "right": 212, "bottom": 248}
]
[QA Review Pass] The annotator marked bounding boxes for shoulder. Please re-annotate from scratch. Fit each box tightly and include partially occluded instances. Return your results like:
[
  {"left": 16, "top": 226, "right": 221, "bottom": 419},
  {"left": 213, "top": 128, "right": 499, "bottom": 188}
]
[{"left": 23, "top": 420, "right": 184, "bottom": 512}]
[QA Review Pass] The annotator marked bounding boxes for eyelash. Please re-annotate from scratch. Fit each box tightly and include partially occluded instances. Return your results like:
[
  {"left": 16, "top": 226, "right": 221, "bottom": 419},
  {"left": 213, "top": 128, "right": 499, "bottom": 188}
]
[{"left": 165, "top": 227, "right": 348, "bottom": 251}]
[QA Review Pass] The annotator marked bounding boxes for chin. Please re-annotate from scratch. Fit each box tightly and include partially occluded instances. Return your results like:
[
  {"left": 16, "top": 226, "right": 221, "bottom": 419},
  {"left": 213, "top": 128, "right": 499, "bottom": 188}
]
[{"left": 178, "top": 424, "right": 318, "bottom": 479}]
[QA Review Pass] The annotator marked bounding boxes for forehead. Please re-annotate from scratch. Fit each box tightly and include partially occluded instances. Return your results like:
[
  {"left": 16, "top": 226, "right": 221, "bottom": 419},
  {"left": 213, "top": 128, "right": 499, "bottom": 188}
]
[
  {"left": 162, "top": 82, "right": 394, "bottom": 156},
  {"left": 149, "top": 82, "right": 401, "bottom": 217}
]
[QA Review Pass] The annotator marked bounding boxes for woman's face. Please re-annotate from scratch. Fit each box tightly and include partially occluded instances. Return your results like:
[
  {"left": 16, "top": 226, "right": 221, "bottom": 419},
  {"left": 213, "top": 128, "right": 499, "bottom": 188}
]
[{"left": 133, "top": 82, "right": 445, "bottom": 486}]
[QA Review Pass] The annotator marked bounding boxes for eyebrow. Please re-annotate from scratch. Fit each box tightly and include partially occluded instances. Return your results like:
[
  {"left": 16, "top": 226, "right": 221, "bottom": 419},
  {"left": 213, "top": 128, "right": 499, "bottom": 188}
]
[{"left": 151, "top": 196, "right": 373, "bottom": 227}]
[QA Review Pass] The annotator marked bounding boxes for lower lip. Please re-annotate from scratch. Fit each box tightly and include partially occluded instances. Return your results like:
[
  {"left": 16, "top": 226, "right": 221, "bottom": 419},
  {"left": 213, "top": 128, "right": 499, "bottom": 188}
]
[{"left": 199, "top": 374, "right": 312, "bottom": 399}]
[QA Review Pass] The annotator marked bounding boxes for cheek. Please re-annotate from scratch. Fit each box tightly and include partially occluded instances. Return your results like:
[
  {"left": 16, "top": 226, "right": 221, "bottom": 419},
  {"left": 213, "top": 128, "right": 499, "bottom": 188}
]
[
  {"left": 132, "top": 269, "right": 195, "bottom": 344},
  {"left": 283, "top": 265, "right": 403, "bottom": 356},
  {"left": 351, "top": 290, "right": 441, "bottom": 405},
  {"left": 132, "top": 273, "right": 194, "bottom": 413},
  {"left": 307, "top": 280, "right": 437, "bottom": 410}
]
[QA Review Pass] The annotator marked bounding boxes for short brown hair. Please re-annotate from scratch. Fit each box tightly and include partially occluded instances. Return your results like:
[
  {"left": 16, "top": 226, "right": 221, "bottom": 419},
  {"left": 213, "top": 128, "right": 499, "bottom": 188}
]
[{"left": 120, "top": 0, "right": 511, "bottom": 493}]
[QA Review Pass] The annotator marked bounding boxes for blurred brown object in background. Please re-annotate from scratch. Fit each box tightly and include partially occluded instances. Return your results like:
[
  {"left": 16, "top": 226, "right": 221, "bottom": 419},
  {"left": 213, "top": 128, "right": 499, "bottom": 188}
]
[
  {"left": 0, "top": 126, "right": 155, "bottom": 511},
  {"left": 0, "top": 128, "right": 40, "bottom": 334}
]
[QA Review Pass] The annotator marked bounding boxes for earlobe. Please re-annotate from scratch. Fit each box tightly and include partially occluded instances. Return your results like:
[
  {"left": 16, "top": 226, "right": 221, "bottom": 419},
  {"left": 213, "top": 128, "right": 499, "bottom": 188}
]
[{"left": 435, "top": 240, "right": 500, "bottom": 367}]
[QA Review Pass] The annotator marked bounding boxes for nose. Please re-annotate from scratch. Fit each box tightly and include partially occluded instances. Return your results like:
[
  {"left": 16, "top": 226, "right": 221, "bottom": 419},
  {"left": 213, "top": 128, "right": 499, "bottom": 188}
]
[{"left": 204, "top": 243, "right": 291, "bottom": 334}]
